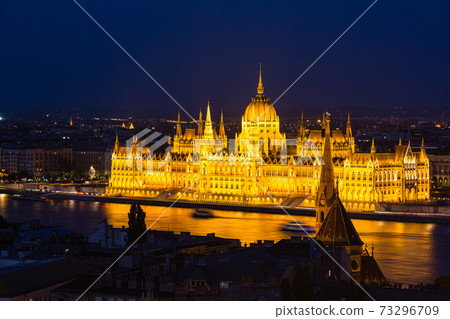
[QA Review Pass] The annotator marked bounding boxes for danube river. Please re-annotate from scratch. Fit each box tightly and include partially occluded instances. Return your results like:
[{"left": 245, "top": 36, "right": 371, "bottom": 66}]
[{"left": 1, "top": 193, "right": 449, "bottom": 285}]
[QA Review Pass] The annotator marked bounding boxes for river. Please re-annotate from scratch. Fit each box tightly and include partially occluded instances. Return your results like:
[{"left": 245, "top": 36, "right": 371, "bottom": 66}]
[{"left": 1, "top": 193, "right": 449, "bottom": 285}]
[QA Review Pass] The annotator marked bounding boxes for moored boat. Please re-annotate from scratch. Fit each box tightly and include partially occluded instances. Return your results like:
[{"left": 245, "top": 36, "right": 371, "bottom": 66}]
[{"left": 10, "top": 192, "right": 46, "bottom": 202}]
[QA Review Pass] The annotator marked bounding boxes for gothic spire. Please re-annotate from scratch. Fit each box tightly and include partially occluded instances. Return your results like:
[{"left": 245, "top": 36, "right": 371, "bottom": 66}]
[
  {"left": 346, "top": 111, "right": 352, "bottom": 138},
  {"left": 219, "top": 109, "right": 225, "bottom": 137},
  {"left": 257, "top": 63, "right": 264, "bottom": 95},
  {"left": 204, "top": 100, "right": 214, "bottom": 138},
  {"left": 206, "top": 99, "right": 212, "bottom": 123},
  {"left": 176, "top": 109, "right": 182, "bottom": 136},
  {"left": 322, "top": 111, "right": 326, "bottom": 129},
  {"left": 299, "top": 109, "right": 305, "bottom": 139},
  {"left": 420, "top": 137, "right": 427, "bottom": 162},
  {"left": 371, "top": 137, "right": 376, "bottom": 154},
  {"left": 114, "top": 131, "right": 119, "bottom": 154},
  {"left": 316, "top": 112, "right": 335, "bottom": 229},
  {"left": 197, "top": 109, "right": 203, "bottom": 136}
]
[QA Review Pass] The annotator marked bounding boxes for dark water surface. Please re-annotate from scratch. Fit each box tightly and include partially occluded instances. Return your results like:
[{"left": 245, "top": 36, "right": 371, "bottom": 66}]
[{"left": 1, "top": 194, "right": 449, "bottom": 285}]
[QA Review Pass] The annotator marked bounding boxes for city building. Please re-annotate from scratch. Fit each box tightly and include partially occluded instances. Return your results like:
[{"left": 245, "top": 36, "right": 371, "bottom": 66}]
[
  {"left": 0, "top": 257, "right": 86, "bottom": 301},
  {"left": 108, "top": 68, "right": 430, "bottom": 211},
  {"left": 428, "top": 154, "right": 450, "bottom": 188},
  {"left": 89, "top": 220, "right": 128, "bottom": 249},
  {"left": 0, "top": 146, "right": 111, "bottom": 180}
]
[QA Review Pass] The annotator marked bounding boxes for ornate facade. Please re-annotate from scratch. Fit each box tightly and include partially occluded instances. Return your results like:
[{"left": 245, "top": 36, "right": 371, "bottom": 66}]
[{"left": 107, "top": 68, "right": 430, "bottom": 211}]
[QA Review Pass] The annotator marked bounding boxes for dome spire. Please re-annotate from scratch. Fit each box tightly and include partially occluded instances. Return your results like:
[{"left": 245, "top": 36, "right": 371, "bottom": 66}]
[
  {"left": 206, "top": 99, "right": 212, "bottom": 123},
  {"left": 257, "top": 63, "right": 264, "bottom": 95}
]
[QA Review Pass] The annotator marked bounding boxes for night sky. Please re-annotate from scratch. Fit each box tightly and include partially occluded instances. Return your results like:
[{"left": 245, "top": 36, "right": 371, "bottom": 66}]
[{"left": 1, "top": 0, "right": 449, "bottom": 120}]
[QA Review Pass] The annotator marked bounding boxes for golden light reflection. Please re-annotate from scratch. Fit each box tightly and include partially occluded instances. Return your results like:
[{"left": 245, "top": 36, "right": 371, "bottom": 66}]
[{"left": 102, "top": 203, "right": 437, "bottom": 284}]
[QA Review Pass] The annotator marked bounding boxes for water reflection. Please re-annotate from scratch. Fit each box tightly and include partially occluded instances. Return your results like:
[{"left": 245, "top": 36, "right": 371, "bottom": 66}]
[{"left": 1, "top": 194, "right": 449, "bottom": 285}]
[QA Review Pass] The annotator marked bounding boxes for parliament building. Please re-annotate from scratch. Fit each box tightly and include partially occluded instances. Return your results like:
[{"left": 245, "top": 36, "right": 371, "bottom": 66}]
[{"left": 107, "top": 68, "right": 430, "bottom": 211}]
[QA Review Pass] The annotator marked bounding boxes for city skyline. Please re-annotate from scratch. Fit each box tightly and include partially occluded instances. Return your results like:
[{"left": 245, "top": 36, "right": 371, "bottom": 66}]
[{"left": 1, "top": 1, "right": 450, "bottom": 120}]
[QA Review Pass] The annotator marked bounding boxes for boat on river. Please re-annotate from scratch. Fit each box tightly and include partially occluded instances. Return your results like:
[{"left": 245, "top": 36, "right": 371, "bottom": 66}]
[
  {"left": 281, "top": 221, "right": 314, "bottom": 233},
  {"left": 193, "top": 208, "right": 214, "bottom": 218}
]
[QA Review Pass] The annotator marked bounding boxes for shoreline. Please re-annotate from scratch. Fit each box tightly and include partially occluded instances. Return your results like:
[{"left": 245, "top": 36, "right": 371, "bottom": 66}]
[{"left": 2, "top": 188, "right": 448, "bottom": 224}]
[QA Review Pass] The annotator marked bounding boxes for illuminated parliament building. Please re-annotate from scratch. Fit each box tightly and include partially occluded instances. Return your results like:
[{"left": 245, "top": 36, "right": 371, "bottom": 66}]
[{"left": 108, "top": 68, "right": 430, "bottom": 211}]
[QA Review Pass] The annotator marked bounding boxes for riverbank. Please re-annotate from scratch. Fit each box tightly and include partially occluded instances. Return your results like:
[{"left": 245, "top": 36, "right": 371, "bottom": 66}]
[
  {"left": 2, "top": 186, "right": 450, "bottom": 224},
  {"left": 42, "top": 192, "right": 450, "bottom": 224}
]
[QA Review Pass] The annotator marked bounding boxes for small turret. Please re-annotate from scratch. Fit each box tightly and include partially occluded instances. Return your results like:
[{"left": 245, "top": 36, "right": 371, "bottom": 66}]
[
  {"left": 176, "top": 110, "right": 182, "bottom": 137},
  {"left": 420, "top": 137, "right": 427, "bottom": 162},
  {"left": 346, "top": 111, "right": 352, "bottom": 139},
  {"left": 299, "top": 110, "right": 306, "bottom": 140},
  {"left": 219, "top": 109, "right": 225, "bottom": 137},
  {"left": 371, "top": 137, "right": 376, "bottom": 154},
  {"left": 114, "top": 132, "right": 120, "bottom": 154},
  {"left": 321, "top": 111, "right": 326, "bottom": 130},
  {"left": 204, "top": 100, "right": 214, "bottom": 138},
  {"left": 197, "top": 109, "right": 203, "bottom": 136}
]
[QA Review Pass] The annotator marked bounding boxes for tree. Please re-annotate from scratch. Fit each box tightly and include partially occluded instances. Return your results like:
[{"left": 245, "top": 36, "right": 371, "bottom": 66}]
[{"left": 127, "top": 203, "right": 147, "bottom": 244}]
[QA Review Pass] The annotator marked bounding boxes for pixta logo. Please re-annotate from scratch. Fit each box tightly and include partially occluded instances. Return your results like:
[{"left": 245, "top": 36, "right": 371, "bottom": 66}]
[{"left": 126, "top": 129, "right": 171, "bottom": 175}]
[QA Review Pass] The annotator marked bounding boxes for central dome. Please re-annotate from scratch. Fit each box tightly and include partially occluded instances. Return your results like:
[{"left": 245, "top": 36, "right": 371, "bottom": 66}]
[
  {"left": 243, "top": 96, "right": 278, "bottom": 122},
  {"left": 243, "top": 65, "right": 278, "bottom": 122}
]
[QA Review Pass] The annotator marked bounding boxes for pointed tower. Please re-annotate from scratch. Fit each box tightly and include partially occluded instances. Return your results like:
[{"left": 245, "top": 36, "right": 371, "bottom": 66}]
[
  {"left": 420, "top": 137, "right": 427, "bottom": 162},
  {"left": 204, "top": 100, "right": 214, "bottom": 139},
  {"left": 114, "top": 132, "right": 120, "bottom": 155},
  {"left": 371, "top": 138, "right": 376, "bottom": 154},
  {"left": 176, "top": 110, "right": 182, "bottom": 137},
  {"left": 131, "top": 134, "right": 137, "bottom": 155},
  {"left": 399, "top": 137, "right": 402, "bottom": 146},
  {"left": 219, "top": 109, "right": 225, "bottom": 137},
  {"left": 315, "top": 120, "right": 366, "bottom": 276},
  {"left": 346, "top": 111, "right": 352, "bottom": 139},
  {"left": 315, "top": 192, "right": 364, "bottom": 275},
  {"left": 321, "top": 111, "right": 326, "bottom": 130},
  {"left": 197, "top": 109, "right": 203, "bottom": 137},
  {"left": 297, "top": 110, "right": 306, "bottom": 156},
  {"left": 257, "top": 63, "right": 264, "bottom": 95},
  {"left": 346, "top": 111, "right": 355, "bottom": 155},
  {"left": 299, "top": 110, "right": 306, "bottom": 140},
  {"left": 316, "top": 113, "right": 335, "bottom": 229}
]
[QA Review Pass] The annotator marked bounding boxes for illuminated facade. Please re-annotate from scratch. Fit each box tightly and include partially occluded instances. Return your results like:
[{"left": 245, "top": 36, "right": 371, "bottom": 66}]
[{"left": 107, "top": 68, "right": 430, "bottom": 211}]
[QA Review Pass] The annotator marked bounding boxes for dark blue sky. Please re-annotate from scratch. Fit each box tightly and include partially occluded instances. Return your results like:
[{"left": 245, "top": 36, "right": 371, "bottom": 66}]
[{"left": 1, "top": 0, "right": 449, "bottom": 120}]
